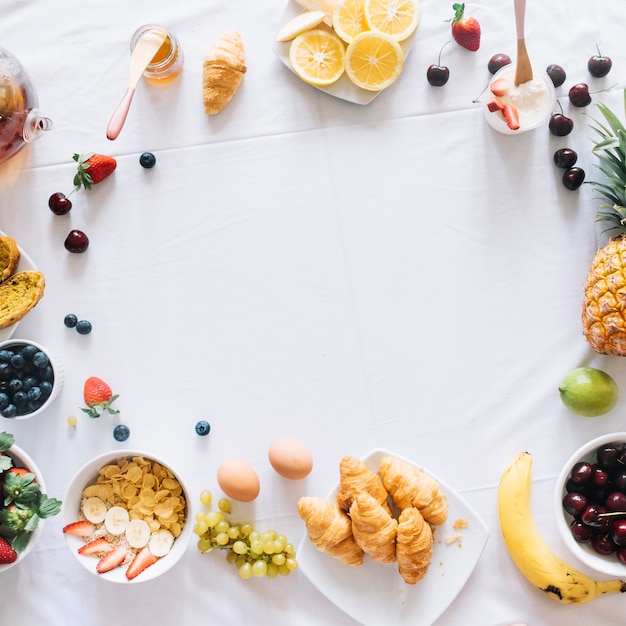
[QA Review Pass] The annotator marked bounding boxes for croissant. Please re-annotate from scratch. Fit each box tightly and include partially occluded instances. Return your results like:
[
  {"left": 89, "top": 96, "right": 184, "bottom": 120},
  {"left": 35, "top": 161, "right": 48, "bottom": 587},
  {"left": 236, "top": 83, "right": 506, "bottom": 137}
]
[
  {"left": 349, "top": 493, "right": 397, "bottom": 564},
  {"left": 396, "top": 507, "right": 434, "bottom": 584},
  {"left": 297, "top": 496, "right": 364, "bottom": 566},
  {"left": 202, "top": 30, "right": 247, "bottom": 115},
  {"left": 379, "top": 455, "right": 448, "bottom": 526},
  {"left": 336, "top": 455, "right": 390, "bottom": 514}
]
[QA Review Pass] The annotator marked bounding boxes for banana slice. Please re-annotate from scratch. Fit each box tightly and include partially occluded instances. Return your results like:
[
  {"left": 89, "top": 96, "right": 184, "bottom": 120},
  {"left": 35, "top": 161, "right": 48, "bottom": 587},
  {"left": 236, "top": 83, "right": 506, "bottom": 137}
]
[
  {"left": 148, "top": 529, "right": 175, "bottom": 557},
  {"left": 125, "top": 519, "right": 151, "bottom": 549},
  {"left": 276, "top": 11, "right": 326, "bottom": 41},
  {"left": 82, "top": 496, "right": 108, "bottom": 524},
  {"left": 104, "top": 505, "right": 130, "bottom": 535}
]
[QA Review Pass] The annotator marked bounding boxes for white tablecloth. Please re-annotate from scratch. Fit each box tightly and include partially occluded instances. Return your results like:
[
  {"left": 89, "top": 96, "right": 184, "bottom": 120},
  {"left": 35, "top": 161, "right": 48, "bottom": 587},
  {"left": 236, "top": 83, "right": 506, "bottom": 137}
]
[{"left": 2, "top": 0, "right": 626, "bottom": 624}]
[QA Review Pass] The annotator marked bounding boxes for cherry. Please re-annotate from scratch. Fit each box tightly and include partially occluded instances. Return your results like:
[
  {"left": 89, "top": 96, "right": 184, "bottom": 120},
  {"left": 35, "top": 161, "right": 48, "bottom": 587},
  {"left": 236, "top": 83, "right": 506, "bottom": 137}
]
[
  {"left": 549, "top": 101, "right": 573, "bottom": 136},
  {"left": 610, "top": 519, "right": 626, "bottom": 546},
  {"left": 591, "top": 534, "right": 616, "bottom": 555},
  {"left": 569, "top": 83, "right": 592, "bottom": 107},
  {"left": 613, "top": 471, "right": 626, "bottom": 491},
  {"left": 562, "top": 167, "right": 585, "bottom": 190},
  {"left": 597, "top": 443, "right": 621, "bottom": 470},
  {"left": 563, "top": 492, "right": 588, "bottom": 518},
  {"left": 570, "top": 520, "right": 593, "bottom": 543},
  {"left": 487, "top": 53, "right": 512, "bottom": 75},
  {"left": 546, "top": 64, "right": 566, "bottom": 87},
  {"left": 591, "top": 465, "right": 610, "bottom": 488},
  {"left": 64, "top": 230, "right": 89, "bottom": 253},
  {"left": 605, "top": 492, "right": 626, "bottom": 512},
  {"left": 426, "top": 42, "right": 450, "bottom": 87},
  {"left": 48, "top": 192, "right": 72, "bottom": 215},
  {"left": 588, "top": 45, "right": 612, "bottom": 78},
  {"left": 618, "top": 547, "right": 626, "bottom": 564},
  {"left": 553, "top": 148, "right": 577, "bottom": 169},
  {"left": 569, "top": 461, "right": 593, "bottom": 484},
  {"left": 581, "top": 504, "right": 607, "bottom": 527}
]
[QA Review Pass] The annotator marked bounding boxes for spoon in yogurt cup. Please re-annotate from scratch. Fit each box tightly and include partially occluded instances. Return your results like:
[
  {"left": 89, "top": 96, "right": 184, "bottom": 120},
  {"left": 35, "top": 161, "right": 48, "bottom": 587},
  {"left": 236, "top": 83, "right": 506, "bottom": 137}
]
[{"left": 513, "top": 0, "right": 533, "bottom": 85}]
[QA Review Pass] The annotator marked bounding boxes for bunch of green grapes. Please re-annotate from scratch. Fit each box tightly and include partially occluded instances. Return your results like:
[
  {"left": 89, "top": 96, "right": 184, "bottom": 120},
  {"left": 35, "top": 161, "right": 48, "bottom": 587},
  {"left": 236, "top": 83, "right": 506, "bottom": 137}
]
[{"left": 194, "top": 490, "right": 298, "bottom": 579}]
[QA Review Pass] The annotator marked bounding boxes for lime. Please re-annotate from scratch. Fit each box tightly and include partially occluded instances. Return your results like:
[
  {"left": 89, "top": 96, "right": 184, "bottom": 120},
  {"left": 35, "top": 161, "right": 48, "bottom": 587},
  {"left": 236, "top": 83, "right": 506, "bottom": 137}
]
[{"left": 558, "top": 367, "right": 619, "bottom": 417}]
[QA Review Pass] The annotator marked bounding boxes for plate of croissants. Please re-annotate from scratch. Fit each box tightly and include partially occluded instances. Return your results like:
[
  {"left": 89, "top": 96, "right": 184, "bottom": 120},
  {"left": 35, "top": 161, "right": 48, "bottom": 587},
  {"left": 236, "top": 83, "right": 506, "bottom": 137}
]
[{"left": 296, "top": 449, "right": 489, "bottom": 626}]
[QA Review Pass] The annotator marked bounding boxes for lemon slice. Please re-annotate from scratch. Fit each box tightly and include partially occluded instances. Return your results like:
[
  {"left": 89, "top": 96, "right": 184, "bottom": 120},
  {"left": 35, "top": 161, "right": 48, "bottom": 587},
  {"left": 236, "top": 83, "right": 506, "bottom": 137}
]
[
  {"left": 363, "top": 0, "right": 420, "bottom": 42},
  {"left": 289, "top": 29, "right": 346, "bottom": 86},
  {"left": 332, "top": 0, "right": 368, "bottom": 44},
  {"left": 344, "top": 31, "right": 404, "bottom": 91}
]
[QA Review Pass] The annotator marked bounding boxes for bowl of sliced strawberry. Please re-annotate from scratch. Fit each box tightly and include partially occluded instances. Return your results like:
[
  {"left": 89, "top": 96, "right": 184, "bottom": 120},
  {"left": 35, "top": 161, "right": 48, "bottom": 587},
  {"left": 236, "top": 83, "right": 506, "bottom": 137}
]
[{"left": 0, "top": 431, "right": 62, "bottom": 572}]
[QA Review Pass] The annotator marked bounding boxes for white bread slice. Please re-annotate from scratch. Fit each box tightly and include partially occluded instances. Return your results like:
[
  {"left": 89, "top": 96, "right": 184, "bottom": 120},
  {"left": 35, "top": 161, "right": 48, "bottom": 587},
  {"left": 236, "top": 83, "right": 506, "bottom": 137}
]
[
  {"left": 0, "top": 236, "right": 20, "bottom": 283},
  {"left": 0, "top": 271, "right": 45, "bottom": 329}
]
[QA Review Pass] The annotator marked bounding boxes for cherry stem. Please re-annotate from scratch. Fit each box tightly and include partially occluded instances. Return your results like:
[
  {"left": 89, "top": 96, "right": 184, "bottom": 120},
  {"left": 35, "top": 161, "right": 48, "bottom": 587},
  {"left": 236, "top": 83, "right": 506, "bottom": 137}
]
[
  {"left": 437, "top": 40, "right": 451, "bottom": 65},
  {"left": 598, "top": 511, "right": 626, "bottom": 519}
]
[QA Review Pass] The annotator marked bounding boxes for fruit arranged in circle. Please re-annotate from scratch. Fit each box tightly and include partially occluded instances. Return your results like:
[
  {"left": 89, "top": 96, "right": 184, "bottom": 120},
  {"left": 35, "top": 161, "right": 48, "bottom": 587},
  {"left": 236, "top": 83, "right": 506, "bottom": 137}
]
[
  {"left": 558, "top": 367, "right": 618, "bottom": 417},
  {"left": 487, "top": 53, "right": 511, "bottom": 74},
  {"left": 289, "top": 29, "right": 346, "bottom": 86},
  {"left": 553, "top": 148, "right": 577, "bottom": 169},
  {"left": 546, "top": 63, "right": 566, "bottom": 87},
  {"left": 562, "top": 167, "right": 585, "bottom": 191},
  {"left": 64, "top": 230, "right": 89, "bottom": 253},
  {"left": 332, "top": 0, "right": 368, "bottom": 44},
  {"left": 363, "top": 0, "right": 420, "bottom": 42},
  {"left": 588, "top": 46, "right": 612, "bottom": 78},
  {"left": 569, "top": 83, "right": 592, "bottom": 107},
  {"left": 344, "top": 31, "right": 404, "bottom": 91},
  {"left": 48, "top": 192, "right": 72, "bottom": 215},
  {"left": 426, "top": 42, "right": 450, "bottom": 86}
]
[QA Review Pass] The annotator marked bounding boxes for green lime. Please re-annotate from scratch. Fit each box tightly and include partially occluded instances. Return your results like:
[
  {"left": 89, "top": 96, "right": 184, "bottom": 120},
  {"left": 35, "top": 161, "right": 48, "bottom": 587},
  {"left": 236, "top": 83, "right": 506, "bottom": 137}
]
[{"left": 558, "top": 367, "right": 619, "bottom": 417}]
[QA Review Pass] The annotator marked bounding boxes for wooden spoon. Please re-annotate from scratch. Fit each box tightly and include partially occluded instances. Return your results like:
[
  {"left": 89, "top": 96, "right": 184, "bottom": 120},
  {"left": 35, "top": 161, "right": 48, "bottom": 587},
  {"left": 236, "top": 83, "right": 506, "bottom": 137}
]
[
  {"left": 106, "top": 28, "right": 167, "bottom": 140},
  {"left": 514, "top": 0, "right": 533, "bottom": 86}
]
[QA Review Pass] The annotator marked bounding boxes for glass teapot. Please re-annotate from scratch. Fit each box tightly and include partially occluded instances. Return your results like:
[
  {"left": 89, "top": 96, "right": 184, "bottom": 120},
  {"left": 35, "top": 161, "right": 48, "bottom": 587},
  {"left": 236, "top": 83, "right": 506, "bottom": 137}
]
[{"left": 0, "top": 46, "right": 52, "bottom": 165}]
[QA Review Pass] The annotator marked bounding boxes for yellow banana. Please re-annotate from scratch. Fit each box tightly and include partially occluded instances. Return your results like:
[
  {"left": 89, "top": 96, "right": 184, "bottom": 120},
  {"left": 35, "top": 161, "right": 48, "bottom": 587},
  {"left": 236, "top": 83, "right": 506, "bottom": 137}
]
[{"left": 497, "top": 451, "right": 626, "bottom": 604}]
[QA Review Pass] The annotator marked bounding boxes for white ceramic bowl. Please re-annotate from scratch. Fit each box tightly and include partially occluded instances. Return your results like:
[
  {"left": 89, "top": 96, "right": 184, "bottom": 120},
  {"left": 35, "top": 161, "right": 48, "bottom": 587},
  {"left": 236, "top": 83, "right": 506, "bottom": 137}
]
[
  {"left": 0, "top": 339, "right": 64, "bottom": 420},
  {"left": 554, "top": 432, "right": 626, "bottom": 577},
  {"left": 62, "top": 450, "right": 192, "bottom": 583},
  {"left": 483, "top": 64, "right": 556, "bottom": 135},
  {"left": 0, "top": 444, "right": 47, "bottom": 573}
]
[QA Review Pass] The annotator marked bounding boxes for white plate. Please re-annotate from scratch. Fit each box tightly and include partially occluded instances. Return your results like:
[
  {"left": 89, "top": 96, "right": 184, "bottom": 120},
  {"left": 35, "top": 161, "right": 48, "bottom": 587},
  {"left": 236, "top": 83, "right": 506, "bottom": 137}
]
[
  {"left": 297, "top": 448, "right": 489, "bottom": 626},
  {"left": 0, "top": 231, "right": 38, "bottom": 342},
  {"left": 273, "top": 1, "right": 419, "bottom": 105}
]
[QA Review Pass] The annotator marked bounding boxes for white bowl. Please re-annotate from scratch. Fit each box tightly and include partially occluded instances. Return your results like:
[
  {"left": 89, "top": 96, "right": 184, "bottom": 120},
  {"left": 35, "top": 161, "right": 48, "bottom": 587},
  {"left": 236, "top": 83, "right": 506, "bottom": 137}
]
[
  {"left": 62, "top": 450, "right": 192, "bottom": 583},
  {"left": 483, "top": 64, "right": 556, "bottom": 135},
  {"left": 554, "top": 432, "right": 626, "bottom": 577},
  {"left": 0, "top": 339, "right": 64, "bottom": 420},
  {"left": 0, "top": 444, "right": 47, "bottom": 573}
]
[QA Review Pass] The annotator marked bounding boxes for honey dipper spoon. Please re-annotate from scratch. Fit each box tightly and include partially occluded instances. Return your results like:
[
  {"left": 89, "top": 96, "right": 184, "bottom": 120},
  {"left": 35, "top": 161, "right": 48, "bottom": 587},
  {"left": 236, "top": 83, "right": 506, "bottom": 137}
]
[
  {"left": 513, "top": 0, "right": 533, "bottom": 85},
  {"left": 106, "top": 28, "right": 167, "bottom": 140}
]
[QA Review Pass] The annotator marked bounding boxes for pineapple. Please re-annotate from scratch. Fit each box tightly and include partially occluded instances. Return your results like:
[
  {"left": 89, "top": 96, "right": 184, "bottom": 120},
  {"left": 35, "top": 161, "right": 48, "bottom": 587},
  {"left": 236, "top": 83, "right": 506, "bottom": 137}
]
[{"left": 582, "top": 90, "right": 626, "bottom": 355}]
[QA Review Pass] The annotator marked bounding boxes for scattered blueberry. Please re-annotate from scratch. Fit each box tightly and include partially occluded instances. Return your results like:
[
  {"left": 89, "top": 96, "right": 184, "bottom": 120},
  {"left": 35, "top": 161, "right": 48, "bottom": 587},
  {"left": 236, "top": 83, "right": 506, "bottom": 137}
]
[
  {"left": 64, "top": 313, "right": 78, "bottom": 328},
  {"left": 113, "top": 424, "right": 130, "bottom": 442},
  {"left": 139, "top": 152, "right": 156, "bottom": 169},
  {"left": 195, "top": 420, "right": 211, "bottom": 436},
  {"left": 76, "top": 320, "right": 93, "bottom": 335}
]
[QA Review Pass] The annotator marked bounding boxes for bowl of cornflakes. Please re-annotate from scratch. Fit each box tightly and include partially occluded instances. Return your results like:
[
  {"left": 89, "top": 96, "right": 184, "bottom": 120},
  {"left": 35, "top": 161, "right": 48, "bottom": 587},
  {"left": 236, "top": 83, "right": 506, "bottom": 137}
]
[{"left": 61, "top": 450, "right": 192, "bottom": 583}]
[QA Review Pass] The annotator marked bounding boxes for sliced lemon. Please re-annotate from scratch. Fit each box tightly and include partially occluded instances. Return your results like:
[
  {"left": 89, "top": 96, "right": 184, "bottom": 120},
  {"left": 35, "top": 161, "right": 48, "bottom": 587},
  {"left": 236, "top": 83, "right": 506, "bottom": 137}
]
[
  {"left": 289, "top": 29, "right": 346, "bottom": 86},
  {"left": 363, "top": 0, "right": 420, "bottom": 42},
  {"left": 344, "top": 31, "right": 404, "bottom": 91},
  {"left": 332, "top": 0, "right": 368, "bottom": 44}
]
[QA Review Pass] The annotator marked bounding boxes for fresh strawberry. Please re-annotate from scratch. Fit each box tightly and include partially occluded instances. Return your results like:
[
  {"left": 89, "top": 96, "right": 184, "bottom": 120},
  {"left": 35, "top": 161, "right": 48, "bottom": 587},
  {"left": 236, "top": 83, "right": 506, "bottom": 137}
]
[
  {"left": 78, "top": 537, "right": 115, "bottom": 556},
  {"left": 448, "top": 3, "right": 480, "bottom": 52},
  {"left": 489, "top": 78, "right": 508, "bottom": 97},
  {"left": 486, "top": 98, "right": 505, "bottom": 112},
  {"left": 8, "top": 467, "right": 30, "bottom": 478},
  {"left": 0, "top": 536, "right": 18, "bottom": 564},
  {"left": 81, "top": 377, "right": 120, "bottom": 418},
  {"left": 96, "top": 546, "right": 127, "bottom": 574},
  {"left": 125, "top": 546, "right": 158, "bottom": 580},
  {"left": 503, "top": 103, "right": 520, "bottom": 130},
  {"left": 73, "top": 153, "right": 117, "bottom": 190},
  {"left": 62, "top": 520, "right": 96, "bottom": 537}
]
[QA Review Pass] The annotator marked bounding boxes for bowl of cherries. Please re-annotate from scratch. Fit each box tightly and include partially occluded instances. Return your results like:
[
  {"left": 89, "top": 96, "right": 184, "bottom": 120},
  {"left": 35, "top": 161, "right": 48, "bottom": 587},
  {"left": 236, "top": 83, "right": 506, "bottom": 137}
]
[{"left": 555, "top": 433, "right": 626, "bottom": 577}]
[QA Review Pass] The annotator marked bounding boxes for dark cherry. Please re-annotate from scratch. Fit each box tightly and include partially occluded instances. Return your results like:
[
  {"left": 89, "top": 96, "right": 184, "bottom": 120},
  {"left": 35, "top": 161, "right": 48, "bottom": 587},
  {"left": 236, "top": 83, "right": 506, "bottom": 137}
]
[
  {"left": 610, "top": 519, "right": 626, "bottom": 546},
  {"left": 581, "top": 504, "right": 607, "bottom": 527},
  {"left": 563, "top": 492, "right": 588, "bottom": 518},
  {"left": 488, "top": 53, "right": 512, "bottom": 75},
  {"left": 618, "top": 547, "right": 626, "bottom": 565},
  {"left": 597, "top": 443, "right": 621, "bottom": 471},
  {"left": 64, "top": 230, "right": 89, "bottom": 253},
  {"left": 549, "top": 109, "right": 573, "bottom": 136},
  {"left": 613, "top": 471, "right": 626, "bottom": 492},
  {"left": 426, "top": 42, "right": 450, "bottom": 87},
  {"left": 48, "top": 192, "right": 72, "bottom": 215},
  {"left": 569, "top": 83, "right": 592, "bottom": 107},
  {"left": 570, "top": 461, "right": 593, "bottom": 485},
  {"left": 553, "top": 148, "right": 578, "bottom": 169},
  {"left": 562, "top": 167, "right": 585, "bottom": 190},
  {"left": 592, "top": 534, "right": 616, "bottom": 555},
  {"left": 546, "top": 64, "right": 566, "bottom": 87},
  {"left": 570, "top": 520, "right": 593, "bottom": 543},
  {"left": 605, "top": 491, "right": 626, "bottom": 512},
  {"left": 591, "top": 465, "right": 610, "bottom": 488},
  {"left": 588, "top": 46, "right": 612, "bottom": 78}
]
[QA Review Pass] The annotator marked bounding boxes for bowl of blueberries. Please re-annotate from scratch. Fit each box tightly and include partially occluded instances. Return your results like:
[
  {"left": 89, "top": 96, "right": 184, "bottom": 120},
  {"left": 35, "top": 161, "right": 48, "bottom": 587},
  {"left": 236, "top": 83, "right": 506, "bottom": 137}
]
[
  {"left": 555, "top": 432, "right": 626, "bottom": 577},
  {"left": 0, "top": 339, "right": 64, "bottom": 419}
]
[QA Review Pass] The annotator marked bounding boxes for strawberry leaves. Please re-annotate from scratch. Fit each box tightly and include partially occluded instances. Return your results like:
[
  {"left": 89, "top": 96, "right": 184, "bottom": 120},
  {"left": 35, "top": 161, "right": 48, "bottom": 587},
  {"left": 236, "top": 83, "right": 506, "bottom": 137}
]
[
  {"left": 73, "top": 153, "right": 117, "bottom": 191},
  {"left": 448, "top": 3, "right": 481, "bottom": 52}
]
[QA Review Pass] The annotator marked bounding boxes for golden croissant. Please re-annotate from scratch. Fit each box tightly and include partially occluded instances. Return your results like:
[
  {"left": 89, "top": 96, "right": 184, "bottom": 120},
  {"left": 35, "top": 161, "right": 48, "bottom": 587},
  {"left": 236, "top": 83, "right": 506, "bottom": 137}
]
[
  {"left": 202, "top": 30, "right": 247, "bottom": 115},
  {"left": 336, "top": 455, "right": 390, "bottom": 514},
  {"left": 379, "top": 455, "right": 448, "bottom": 526},
  {"left": 297, "top": 496, "right": 364, "bottom": 566},
  {"left": 396, "top": 507, "right": 433, "bottom": 584},
  {"left": 349, "top": 493, "right": 397, "bottom": 564}
]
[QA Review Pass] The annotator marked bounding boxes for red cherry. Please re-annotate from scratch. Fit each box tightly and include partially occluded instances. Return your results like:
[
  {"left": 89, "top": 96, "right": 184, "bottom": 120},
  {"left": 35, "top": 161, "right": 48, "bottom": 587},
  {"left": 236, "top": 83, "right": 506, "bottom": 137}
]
[
  {"left": 488, "top": 53, "right": 512, "bottom": 75},
  {"left": 64, "top": 230, "right": 89, "bottom": 253},
  {"left": 48, "top": 192, "right": 72, "bottom": 215},
  {"left": 588, "top": 45, "right": 612, "bottom": 78}
]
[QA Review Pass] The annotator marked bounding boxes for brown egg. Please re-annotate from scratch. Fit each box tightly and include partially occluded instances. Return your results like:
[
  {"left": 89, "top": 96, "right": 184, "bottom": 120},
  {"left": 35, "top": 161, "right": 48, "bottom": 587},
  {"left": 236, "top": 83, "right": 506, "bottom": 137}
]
[
  {"left": 268, "top": 437, "right": 313, "bottom": 480},
  {"left": 216, "top": 458, "right": 260, "bottom": 502}
]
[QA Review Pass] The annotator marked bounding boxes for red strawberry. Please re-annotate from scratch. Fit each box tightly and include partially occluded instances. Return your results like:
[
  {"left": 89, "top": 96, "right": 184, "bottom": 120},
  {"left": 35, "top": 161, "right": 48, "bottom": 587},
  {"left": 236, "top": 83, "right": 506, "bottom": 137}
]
[
  {"left": 0, "top": 536, "right": 18, "bottom": 564},
  {"left": 63, "top": 520, "right": 96, "bottom": 537},
  {"left": 8, "top": 467, "right": 30, "bottom": 478},
  {"left": 486, "top": 98, "right": 505, "bottom": 112},
  {"left": 126, "top": 546, "right": 158, "bottom": 580},
  {"left": 96, "top": 546, "right": 127, "bottom": 573},
  {"left": 82, "top": 377, "right": 120, "bottom": 418},
  {"left": 448, "top": 3, "right": 480, "bottom": 52},
  {"left": 503, "top": 103, "right": 520, "bottom": 130},
  {"left": 73, "top": 153, "right": 117, "bottom": 190},
  {"left": 489, "top": 78, "right": 508, "bottom": 97},
  {"left": 78, "top": 537, "right": 115, "bottom": 556}
]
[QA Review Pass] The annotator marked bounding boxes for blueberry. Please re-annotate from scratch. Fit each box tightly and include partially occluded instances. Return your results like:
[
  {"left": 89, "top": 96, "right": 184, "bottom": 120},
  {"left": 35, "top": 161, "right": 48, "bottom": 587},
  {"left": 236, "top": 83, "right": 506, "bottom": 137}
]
[
  {"left": 22, "top": 376, "right": 37, "bottom": 391},
  {"left": 21, "top": 344, "right": 38, "bottom": 360},
  {"left": 113, "top": 424, "right": 130, "bottom": 442},
  {"left": 27, "top": 387, "right": 42, "bottom": 402},
  {"left": 195, "top": 420, "right": 211, "bottom": 436},
  {"left": 139, "top": 152, "right": 156, "bottom": 169},
  {"left": 64, "top": 313, "right": 78, "bottom": 328},
  {"left": 8, "top": 379, "right": 22, "bottom": 393},
  {"left": 0, "top": 363, "right": 11, "bottom": 379},
  {"left": 32, "top": 351, "right": 49, "bottom": 368},
  {"left": 10, "top": 354, "right": 24, "bottom": 369},
  {"left": 0, "top": 393, "right": 9, "bottom": 410},
  {"left": 0, "top": 350, "right": 12, "bottom": 363},
  {"left": 1, "top": 404, "right": 17, "bottom": 418},
  {"left": 41, "top": 366, "right": 54, "bottom": 383},
  {"left": 39, "top": 381, "right": 53, "bottom": 397},
  {"left": 76, "top": 320, "right": 92, "bottom": 335},
  {"left": 13, "top": 391, "right": 28, "bottom": 407}
]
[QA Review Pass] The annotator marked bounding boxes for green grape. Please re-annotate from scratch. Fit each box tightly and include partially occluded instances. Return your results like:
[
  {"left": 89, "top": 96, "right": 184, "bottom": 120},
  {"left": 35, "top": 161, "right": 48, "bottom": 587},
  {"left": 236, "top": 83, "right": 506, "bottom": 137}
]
[
  {"left": 228, "top": 525, "right": 241, "bottom": 539},
  {"left": 285, "top": 543, "right": 296, "bottom": 557},
  {"left": 266, "top": 563, "right": 279, "bottom": 578},
  {"left": 215, "top": 532, "right": 230, "bottom": 546},
  {"left": 194, "top": 521, "right": 209, "bottom": 536},
  {"left": 263, "top": 541, "right": 276, "bottom": 555},
  {"left": 261, "top": 530, "right": 276, "bottom": 543},
  {"left": 226, "top": 551, "right": 239, "bottom": 565},
  {"left": 252, "top": 560, "right": 268, "bottom": 577},
  {"left": 271, "top": 553, "right": 286, "bottom": 566},
  {"left": 218, "top": 498, "right": 232, "bottom": 513},
  {"left": 205, "top": 511, "right": 224, "bottom": 528},
  {"left": 250, "top": 539, "right": 264, "bottom": 555},
  {"left": 248, "top": 530, "right": 260, "bottom": 543},
  {"left": 286, "top": 557, "right": 298, "bottom": 571},
  {"left": 241, "top": 522, "right": 254, "bottom": 536},
  {"left": 199, "top": 489, "right": 213, "bottom": 505},
  {"left": 232, "top": 540, "right": 248, "bottom": 555},
  {"left": 239, "top": 562, "right": 253, "bottom": 579},
  {"left": 197, "top": 536, "right": 213, "bottom": 552},
  {"left": 215, "top": 519, "right": 230, "bottom": 534},
  {"left": 278, "top": 564, "right": 290, "bottom": 576}
]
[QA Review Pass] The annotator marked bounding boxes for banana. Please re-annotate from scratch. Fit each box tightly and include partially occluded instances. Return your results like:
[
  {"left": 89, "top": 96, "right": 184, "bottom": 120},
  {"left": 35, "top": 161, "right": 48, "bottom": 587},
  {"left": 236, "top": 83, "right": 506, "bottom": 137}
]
[
  {"left": 497, "top": 451, "right": 626, "bottom": 604},
  {"left": 125, "top": 519, "right": 151, "bottom": 549},
  {"left": 104, "top": 505, "right": 130, "bottom": 536},
  {"left": 148, "top": 529, "right": 175, "bottom": 557},
  {"left": 81, "top": 496, "right": 108, "bottom": 524}
]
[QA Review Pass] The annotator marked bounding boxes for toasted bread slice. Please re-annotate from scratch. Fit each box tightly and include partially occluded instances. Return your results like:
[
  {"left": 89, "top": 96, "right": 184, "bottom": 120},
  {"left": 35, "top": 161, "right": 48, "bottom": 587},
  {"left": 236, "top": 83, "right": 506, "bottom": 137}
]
[
  {"left": 0, "top": 271, "right": 45, "bottom": 330},
  {"left": 0, "top": 236, "right": 20, "bottom": 283}
]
